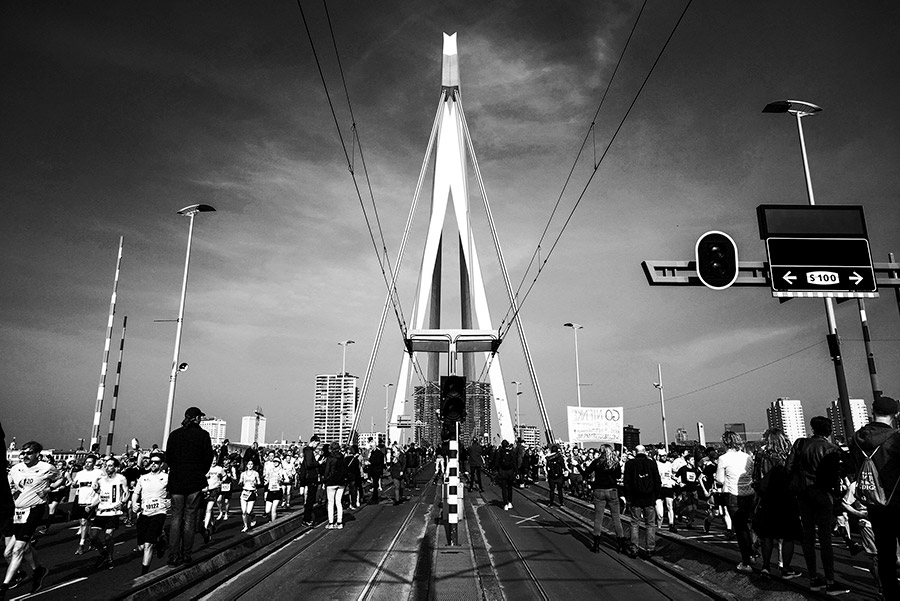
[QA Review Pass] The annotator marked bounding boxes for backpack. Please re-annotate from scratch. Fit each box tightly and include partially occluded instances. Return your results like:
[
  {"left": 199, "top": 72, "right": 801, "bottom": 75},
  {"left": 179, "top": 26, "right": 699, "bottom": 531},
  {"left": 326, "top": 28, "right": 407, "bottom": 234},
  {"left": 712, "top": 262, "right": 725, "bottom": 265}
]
[
  {"left": 856, "top": 445, "right": 899, "bottom": 507},
  {"left": 331, "top": 456, "right": 348, "bottom": 485},
  {"left": 547, "top": 456, "right": 564, "bottom": 480},
  {"left": 632, "top": 459, "right": 655, "bottom": 496}
]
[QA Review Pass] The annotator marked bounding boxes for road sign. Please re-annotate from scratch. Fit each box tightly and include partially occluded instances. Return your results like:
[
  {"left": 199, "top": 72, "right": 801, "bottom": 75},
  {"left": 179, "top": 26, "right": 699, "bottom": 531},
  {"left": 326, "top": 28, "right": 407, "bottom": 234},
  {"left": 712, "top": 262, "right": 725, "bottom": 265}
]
[
  {"left": 766, "top": 237, "right": 877, "bottom": 298},
  {"left": 396, "top": 415, "right": 412, "bottom": 429}
]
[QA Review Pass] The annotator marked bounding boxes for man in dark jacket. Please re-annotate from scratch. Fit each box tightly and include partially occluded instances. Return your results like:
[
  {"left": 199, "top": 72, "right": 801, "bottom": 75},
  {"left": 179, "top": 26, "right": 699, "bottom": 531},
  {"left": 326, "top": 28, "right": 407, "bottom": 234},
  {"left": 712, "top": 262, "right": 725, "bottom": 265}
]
[
  {"left": 368, "top": 443, "right": 386, "bottom": 504},
  {"left": 850, "top": 395, "right": 900, "bottom": 598},
  {"left": 785, "top": 416, "right": 846, "bottom": 594},
  {"left": 165, "top": 406, "right": 213, "bottom": 567},
  {"left": 468, "top": 438, "right": 484, "bottom": 492},
  {"left": 623, "top": 445, "right": 661, "bottom": 558},
  {"left": 300, "top": 435, "right": 321, "bottom": 525}
]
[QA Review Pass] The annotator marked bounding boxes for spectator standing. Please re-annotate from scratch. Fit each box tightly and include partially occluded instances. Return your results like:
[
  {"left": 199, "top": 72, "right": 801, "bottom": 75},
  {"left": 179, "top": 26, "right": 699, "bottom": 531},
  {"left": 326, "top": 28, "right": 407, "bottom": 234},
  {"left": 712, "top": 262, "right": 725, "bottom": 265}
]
[
  {"left": 344, "top": 445, "right": 364, "bottom": 509},
  {"left": 368, "top": 443, "right": 386, "bottom": 504},
  {"left": 323, "top": 444, "right": 347, "bottom": 528},
  {"left": 849, "top": 395, "right": 900, "bottom": 598},
  {"left": 300, "top": 435, "right": 322, "bottom": 525},
  {"left": 468, "top": 438, "right": 484, "bottom": 492},
  {"left": 164, "top": 406, "right": 214, "bottom": 567},
  {"left": 623, "top": 445, "right": 661, "bottom": 558},
  {"left": 580, "top": 444, "right": 626, "bottom": 553},
  {"left": 545, "top": 445, "right": 567, "bottom": 507},
  {"left": 715, "top": 431, "right": 756, "bottom": 574},
  {"left": 751, "top": 428, "right": 802, "bottom": 579},
  {"left": 496, "top": 440, "right": 517, "bottom": 510},
  {"left": 390, "top": 444, "right": 407, "bottom": 505},
  {"left": 785, "top": 416, "right": 848, "bottom": 594}
]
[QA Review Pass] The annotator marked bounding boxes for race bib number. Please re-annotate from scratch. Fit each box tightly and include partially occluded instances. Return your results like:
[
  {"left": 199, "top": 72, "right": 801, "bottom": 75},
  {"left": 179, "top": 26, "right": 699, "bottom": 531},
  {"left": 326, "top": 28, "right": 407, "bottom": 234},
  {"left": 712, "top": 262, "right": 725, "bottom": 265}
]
[
  {"left": 221, "top": 482, "right": 231, "bottom": 492},
  {"left": 241, "top": 490, "right": 254, "bottom": 501},
  {"left": 13, "top": 507, "right": 30, "bottom": 524},
  {"left": 145, "top": 500, "right": 160, "bottom": 511}
]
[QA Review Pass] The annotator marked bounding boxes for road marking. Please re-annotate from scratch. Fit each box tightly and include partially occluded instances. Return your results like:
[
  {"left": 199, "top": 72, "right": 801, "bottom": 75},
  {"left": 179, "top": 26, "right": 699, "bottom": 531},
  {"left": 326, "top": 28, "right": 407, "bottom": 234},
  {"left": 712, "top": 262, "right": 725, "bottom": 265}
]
[
  {"left": 513, "top": 514, "right": 539, "bottom": 525},
  {"left": 19, "top": 576, "right": 88, "bottom": 599}
]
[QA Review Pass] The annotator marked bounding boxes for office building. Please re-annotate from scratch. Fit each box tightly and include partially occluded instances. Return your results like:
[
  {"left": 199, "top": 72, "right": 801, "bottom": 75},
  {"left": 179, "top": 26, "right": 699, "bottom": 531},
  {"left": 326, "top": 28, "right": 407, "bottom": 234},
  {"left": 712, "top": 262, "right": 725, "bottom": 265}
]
[
  {"left": 200, "top": 417, "right": 227, "bottom": 446},
  {"left": 766, "top": 398, "right": 807, "bottom": 443},
  {"left": 828, "top": 398, "right": 870, "bottom": 443},
  {"left": 240, "top": 414, "right": 266, "bottom": 446},
  {"left": 517, "top": 424, "right": 540, "bottom": 447},
  {"left": 623, "top": 424, "right": 640, "bottom": 450},
  {"left": 314, "top": 373, "right": 359, "bottom": 446}
]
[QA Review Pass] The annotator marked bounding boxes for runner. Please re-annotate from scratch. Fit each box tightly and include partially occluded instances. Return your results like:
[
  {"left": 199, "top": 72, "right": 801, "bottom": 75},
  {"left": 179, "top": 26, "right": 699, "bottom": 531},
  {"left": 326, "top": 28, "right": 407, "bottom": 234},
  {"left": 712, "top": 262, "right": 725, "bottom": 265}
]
[
  {"left": 2, "top": 441, "right": 58, "bottom": 598},
  {"left": 39, "top": 459, "right": 68, "bottom": 535},
  {"left": 239, "top": 460, "right": 261, "bottom": 532},
  {"left": 131, "top": 451, "right": 169, "bottom": 575},
  {"left": 72, "top": 455, "right": 103, "bottom": 554},
  {"left": 202, "top": 458, "right": 224, "bottom": 542},
  {"left": 217, "top": 458, "right": 236, "bottom": 521},
  {"left": 90, "top": 457, "right": 129, "bottom": 569}
]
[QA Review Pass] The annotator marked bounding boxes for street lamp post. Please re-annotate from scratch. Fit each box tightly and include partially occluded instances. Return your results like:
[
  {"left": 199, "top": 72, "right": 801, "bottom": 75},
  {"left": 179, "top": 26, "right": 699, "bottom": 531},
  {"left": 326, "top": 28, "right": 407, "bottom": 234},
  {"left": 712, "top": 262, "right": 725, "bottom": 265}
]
[
  {"left": 653, "top": 364, "right": 669, "bottom": 450},
  {"left": 162, "top": 203, "right": 216, "bottom": 447},
  {"left": 510, "top": 380, "right": 522, "bottom": 438},
  {"left": 763, "top": 100, "right": 853, "bottom": 442},
  {"left": 338, "top": 340, "right": 355, "bottom": 375},
  {"left": 563, "top": 323, "right": 583, "bottom": 408},
  {"left": 384, "top": 383, "right": 394, "bottom": 444}
]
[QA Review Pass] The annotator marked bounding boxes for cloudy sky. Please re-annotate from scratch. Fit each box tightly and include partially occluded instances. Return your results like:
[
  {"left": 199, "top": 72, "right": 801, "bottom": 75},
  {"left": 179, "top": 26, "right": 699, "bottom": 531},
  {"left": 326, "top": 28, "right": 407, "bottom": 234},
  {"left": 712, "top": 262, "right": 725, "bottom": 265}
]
[{"left": 2, "top": 1, "right": 898, "bottom": 450}]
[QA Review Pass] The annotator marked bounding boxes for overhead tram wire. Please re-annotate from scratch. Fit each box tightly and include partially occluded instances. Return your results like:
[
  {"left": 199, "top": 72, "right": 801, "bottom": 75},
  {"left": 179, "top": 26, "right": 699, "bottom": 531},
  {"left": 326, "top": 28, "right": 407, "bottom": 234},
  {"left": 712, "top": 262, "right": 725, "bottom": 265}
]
[
  {"left": 629, "top": 339, "right": 825, "bottom": 410},
  {"left": 496, "top": 0, "right": 694, "bottom": 340},
  {"left": 295, "top": 0, "right": 408, "bottom": 338}
]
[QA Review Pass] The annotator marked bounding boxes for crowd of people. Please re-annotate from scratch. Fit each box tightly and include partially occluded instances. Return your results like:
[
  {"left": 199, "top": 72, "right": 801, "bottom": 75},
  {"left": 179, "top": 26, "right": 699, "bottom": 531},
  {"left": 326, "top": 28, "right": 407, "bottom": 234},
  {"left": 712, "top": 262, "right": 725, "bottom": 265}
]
[{"left": 4, "top": 396, "right": 899, "bottom": 599}]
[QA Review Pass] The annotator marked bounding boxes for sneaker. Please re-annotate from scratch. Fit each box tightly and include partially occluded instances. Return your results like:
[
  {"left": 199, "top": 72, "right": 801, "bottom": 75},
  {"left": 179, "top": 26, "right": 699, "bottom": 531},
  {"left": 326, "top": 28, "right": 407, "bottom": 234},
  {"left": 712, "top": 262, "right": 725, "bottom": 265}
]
[
  {"left": 825, "top": 581, "right": 849, "bottom": 595},
  {"left": 759, "top": 568, "right": 770, "bottom": 577},
  {"left": 325, "top": 524, "right": 333, "bottom": 529},
  {"left": 75, "top": 545, "right": 85, "bottom": 555},
  {"left": 810, "top": 576, "right": 826, "bottom": 591},
  {"left": 337, "top": 524, "right": 343, "bottom": 529},
  {"left": 31, "top": 566, "right": 48, "bottom": 594},
  {"left": 182, "top": 556, "right": 192, "bottom": 567},
  {"left": 241, "top": 526, "right": 248, "bottom": 533},
  {"left": 781, "top": 568, "right": 801, "bottom": 580},
  {"left": 11, "top": 570, "right": 27, "bottom": 589},
  {"left": 736, "top": 563, "right": 753, "bottom": 573},
  {"left": 167, "top": 555, "right": 182, "bottom": 568}
]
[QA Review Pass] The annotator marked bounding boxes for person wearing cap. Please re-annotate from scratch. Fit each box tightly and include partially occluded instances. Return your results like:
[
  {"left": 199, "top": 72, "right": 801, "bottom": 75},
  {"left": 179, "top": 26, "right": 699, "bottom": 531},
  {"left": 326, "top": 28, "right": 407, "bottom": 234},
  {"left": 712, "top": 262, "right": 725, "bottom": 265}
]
[
  {"left": 164, "top": 406, "right": 214, "bottom": 567},
  {"left": 849, "top": 395, "right": 900, "bottom": 598},
  {"left": 132, "top": 451, "right": 169, "bottom": 575}
]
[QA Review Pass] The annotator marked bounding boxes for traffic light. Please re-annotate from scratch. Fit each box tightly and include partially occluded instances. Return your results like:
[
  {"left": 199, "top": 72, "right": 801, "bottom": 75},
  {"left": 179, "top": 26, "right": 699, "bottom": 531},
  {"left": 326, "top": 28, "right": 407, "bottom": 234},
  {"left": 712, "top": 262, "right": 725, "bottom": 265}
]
[
  {"left": 440, "top": 375, "right": 467, "bottom": 422},
  {"left": 695, "top": 231, "right": 739, "bottom": 290}
]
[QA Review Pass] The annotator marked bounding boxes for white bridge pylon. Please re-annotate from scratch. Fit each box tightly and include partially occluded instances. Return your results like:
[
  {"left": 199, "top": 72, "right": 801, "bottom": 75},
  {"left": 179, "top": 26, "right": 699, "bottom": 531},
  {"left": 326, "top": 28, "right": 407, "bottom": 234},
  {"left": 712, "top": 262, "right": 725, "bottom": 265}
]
[{"left": 389, "top": 33, "right": 514, "bottom": 445}]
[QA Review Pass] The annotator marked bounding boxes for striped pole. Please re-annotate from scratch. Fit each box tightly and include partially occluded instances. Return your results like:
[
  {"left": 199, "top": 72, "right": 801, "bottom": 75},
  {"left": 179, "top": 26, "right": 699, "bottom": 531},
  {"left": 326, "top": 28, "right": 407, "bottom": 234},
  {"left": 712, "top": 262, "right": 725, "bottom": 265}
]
[
  {"left": 105, "top": 316, "right": 128, "bottom": 456},
  {"left": 446, "top": 422, "right": 460, "bottom": 545},
  {"left": 90, "top": 236, "right": 123, "bottom": 451}
]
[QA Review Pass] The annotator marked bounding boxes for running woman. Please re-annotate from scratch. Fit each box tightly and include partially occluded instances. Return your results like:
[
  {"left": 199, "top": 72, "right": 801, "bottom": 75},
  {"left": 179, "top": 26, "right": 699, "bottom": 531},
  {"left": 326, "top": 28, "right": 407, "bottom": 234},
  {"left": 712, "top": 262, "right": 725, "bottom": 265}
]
[
  {"left": 239, "top": 460, "right": 261, "bottom": 532},
  {"left": 263, "top": 457, "right": 286, "bottom": 524},
  {"left": 72, "top": 455, "right": 103, "bottom": 554},
  {"left": 90, "top": 457, "right": 128, "bottom": 569},
  {"left": 202, "top": 458, "right": 224, "bottom": 542},
  {"left": 217, "top": 459, "right": 236, "bottom": 521},
  {"left": 3, "top": 441, "right": 58, "bottom": 598},
  {"left": 132, "top": 452, "right": 169, "bottom": 575}
]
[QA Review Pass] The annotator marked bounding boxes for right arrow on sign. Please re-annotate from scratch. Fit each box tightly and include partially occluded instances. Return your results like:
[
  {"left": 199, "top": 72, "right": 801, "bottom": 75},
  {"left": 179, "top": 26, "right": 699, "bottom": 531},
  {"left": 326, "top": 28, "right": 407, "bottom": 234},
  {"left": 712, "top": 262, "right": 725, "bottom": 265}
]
[
  {"left": 851, "top": 272, "right": 863, "bottom": 286},
  {"left": 783, "top": 271, "right": 797, "bottom": 285}
]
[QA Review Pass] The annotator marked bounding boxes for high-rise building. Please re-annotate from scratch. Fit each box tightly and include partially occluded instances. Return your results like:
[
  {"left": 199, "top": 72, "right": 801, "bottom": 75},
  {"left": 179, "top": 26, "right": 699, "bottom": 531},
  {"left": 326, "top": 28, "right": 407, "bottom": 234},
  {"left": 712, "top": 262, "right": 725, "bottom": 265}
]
[
  {"left": 200, "top": 418, "right": 227, "bottom": 446},
  {"left": 623, "top": 424, "right": 640, "bottom": 450},
  {"left": 413, "top": 382, "right": 440, "bottom": 447},
  {"left": 413, "top": 380, "right": 493, "bottom": 447},
  {"left": 240, "top": 414, "right": 266, "bottom": 445},
  {"left": 767, "top": 398, "right": 807, "bottom": 443},
  {"left": 517, "top": 424, "right": 540, "bottom": 447},
  {"left": 725, "top": 423, "right": 747, "bottom": 440},
  {"left": 314, "top": 373, "right": 359, "bottom": 446},
  {"left": 828, "top": 398, "right": 870, "bottom": 443},
  {"left": 466, "top": 381, "right": 492, "bottom": 444}
]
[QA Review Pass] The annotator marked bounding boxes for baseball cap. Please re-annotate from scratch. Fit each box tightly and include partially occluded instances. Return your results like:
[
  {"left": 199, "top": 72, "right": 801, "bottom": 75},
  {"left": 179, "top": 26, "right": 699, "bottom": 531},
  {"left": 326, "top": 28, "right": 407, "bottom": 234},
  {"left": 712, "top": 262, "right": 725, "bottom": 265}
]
[
  {"left": 873, "top": 395, "right": 899, "bottom": 416},
  {"left": 184, "top": 406, "right": 205, "bottom": 419}
]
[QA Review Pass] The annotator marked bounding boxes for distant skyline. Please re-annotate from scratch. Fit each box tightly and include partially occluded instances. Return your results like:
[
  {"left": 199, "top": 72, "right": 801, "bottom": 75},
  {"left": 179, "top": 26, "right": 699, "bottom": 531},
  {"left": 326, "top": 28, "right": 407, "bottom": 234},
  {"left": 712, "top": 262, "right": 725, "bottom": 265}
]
[{"left": 2, "top": 2, "right": 899, "bottom": 450}]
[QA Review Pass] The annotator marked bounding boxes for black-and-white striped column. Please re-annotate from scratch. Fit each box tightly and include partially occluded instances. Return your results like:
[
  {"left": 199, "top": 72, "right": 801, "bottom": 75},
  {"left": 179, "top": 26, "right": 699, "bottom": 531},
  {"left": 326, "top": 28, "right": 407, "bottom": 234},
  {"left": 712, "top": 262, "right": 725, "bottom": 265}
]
[{"left": 90, "top": 236, "right": 123, "bottom": 451}]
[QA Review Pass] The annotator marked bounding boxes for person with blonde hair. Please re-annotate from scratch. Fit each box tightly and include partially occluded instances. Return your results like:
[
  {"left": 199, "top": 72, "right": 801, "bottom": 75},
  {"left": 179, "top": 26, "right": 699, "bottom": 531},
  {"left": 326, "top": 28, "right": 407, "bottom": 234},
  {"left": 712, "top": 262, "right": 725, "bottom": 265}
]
[{"left": 580, "top": 444, "right": 627, "bottom": 553}]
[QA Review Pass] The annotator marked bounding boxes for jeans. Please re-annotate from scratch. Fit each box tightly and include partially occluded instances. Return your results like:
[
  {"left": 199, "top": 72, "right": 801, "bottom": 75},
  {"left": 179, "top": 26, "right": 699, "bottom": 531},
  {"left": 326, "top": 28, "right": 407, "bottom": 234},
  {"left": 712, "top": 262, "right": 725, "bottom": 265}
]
[
  {"left": 797, "top": 488, "right": 835, "bottom": 581},
  {"left": 593, "top": 488, "right": 624, "bottom": 537},
  {"left": 469, "top": 465, "right": 483, "bottom": 491},
  {"left": 304, "top": 482, "right": 319, "bottom": 522},
  {"left": 499, "top": 474, "right": 514, "bottom": 505},
  {"left": 347, "top": 478, "right": 363, "bottom": 507},
  {"left": 393, "top": 477, "right": 404, "bottom": 502},
  {"left": 169, "top": 490, "right": 203, "bottom": 559},
  {"left": 548, "top": 479, "right": 565, "bottom": 505},
  {"left": 629, "top": 504, "right": 656, "bottom": 552},
  {"left": 725, "top": 493, "right": 756, "bottom": 564},
  {"left": 326, "top": 485, "right": 344, "bottom": 525}
]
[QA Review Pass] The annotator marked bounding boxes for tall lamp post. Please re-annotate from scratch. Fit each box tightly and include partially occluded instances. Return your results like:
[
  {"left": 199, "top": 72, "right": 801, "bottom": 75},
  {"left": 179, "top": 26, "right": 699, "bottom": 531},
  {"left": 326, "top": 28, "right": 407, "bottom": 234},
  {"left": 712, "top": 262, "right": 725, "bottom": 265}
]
[
  {"left": 653, "top": 364, "right": 669, "bottom": 450},
  {"left": 162, "top": 203, "right": 216, "bottom": 446},
  {"left": 563, "top": 323, "right": 583, "bottom": 408},
  {"left": 510, "top": 380, "right": 522, "bottom": 438},
  {"left": 383, "top": 383, "right": 393, "bottom": 444},
  {"left": 338, "top": 340, "right": 355, "bottom": 375},
  {"left": 763, "top": 100, "right": 853, "bottom": 442}
]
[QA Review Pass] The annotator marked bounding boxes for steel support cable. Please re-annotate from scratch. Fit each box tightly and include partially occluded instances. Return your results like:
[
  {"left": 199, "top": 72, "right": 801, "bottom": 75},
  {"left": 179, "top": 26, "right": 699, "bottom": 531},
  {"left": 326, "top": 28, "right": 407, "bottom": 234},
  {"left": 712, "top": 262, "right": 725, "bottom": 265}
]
[
  {"left": 458, "top": 99, "right": 555, "bottom": 442},
  {"left": 497, "top": 0, "right": 649, "bottom": 333},
  {"left": 296, "top": 0, "right": 408, "bottom": 336},
  {"left": 499, "top": 0, "right": 693, "bottom": 338},
  {"left": 630, "top": 339, "right": 825, "bottom": 410},
  {"left": 349, "top": 95, "right": 445, "bottom": 440}
]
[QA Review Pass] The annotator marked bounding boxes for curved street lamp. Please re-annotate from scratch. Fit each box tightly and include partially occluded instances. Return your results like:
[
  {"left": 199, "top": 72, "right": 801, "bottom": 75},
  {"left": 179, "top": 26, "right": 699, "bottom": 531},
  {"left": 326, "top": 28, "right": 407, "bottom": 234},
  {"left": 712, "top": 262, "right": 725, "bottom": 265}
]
[
  {"left": 163, "top": 203, "right": 216, "bottom": 446},
  {"left": 338, "top": 340, "right": 355, "bottom": 375}
]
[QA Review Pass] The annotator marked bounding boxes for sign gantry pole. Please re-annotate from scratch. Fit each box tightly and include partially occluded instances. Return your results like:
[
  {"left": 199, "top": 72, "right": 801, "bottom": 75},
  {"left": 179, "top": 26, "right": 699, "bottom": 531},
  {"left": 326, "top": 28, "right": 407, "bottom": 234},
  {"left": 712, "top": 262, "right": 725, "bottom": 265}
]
[{"left": 90, "top": 236, "right": 124, "bottom": 452}]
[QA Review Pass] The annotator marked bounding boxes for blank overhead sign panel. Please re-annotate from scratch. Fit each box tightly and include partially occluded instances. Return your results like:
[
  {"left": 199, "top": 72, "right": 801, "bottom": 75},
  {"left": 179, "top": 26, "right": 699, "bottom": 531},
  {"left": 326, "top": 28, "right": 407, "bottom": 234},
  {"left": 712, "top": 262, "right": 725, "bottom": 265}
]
[{"left": 757, "top": 205, "right": 877, "bottom": 299}]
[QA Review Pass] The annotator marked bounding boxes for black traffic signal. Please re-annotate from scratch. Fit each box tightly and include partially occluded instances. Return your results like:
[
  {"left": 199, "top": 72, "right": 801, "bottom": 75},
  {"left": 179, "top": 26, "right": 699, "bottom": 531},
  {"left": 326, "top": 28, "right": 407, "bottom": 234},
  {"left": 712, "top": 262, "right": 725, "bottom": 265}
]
[
  {"left": 695, "top": 231, "right": 739, "bottom": 290},
  {"left": 440, "top": 375, "right": 467, "bottom": 422}
]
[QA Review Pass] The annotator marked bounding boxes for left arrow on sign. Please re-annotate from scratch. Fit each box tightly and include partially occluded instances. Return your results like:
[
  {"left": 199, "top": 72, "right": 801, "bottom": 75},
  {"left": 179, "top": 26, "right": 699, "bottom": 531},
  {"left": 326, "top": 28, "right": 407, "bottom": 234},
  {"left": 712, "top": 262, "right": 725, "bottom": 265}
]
[{"left": 783, "top": 271, "right": 797, "bottom": 285}]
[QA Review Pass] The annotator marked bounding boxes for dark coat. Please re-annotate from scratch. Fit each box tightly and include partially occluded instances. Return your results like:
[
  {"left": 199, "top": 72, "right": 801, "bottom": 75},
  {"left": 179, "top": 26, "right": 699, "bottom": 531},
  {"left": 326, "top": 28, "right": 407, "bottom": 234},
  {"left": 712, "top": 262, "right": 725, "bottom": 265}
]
[
  {"left": 389, "top": 451, "right": 406, "bottom": 479},
  {"left": 165, "top": 423, "right": 214, "bottom": 495},
  {"left": 468, "top": 441, "right": 483, "bottom": 468},
  {"left": 785, "top": 435, "right": 841, "bottom": 494},
  {"left": 301, "top": 445, "right": 321, "bottom": 485},
  {"left": 623, "top": 454, "right": 662, "bottom": 507},
  {"left": 368, "top": 447, "right": 385, "bottom": 479}
]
